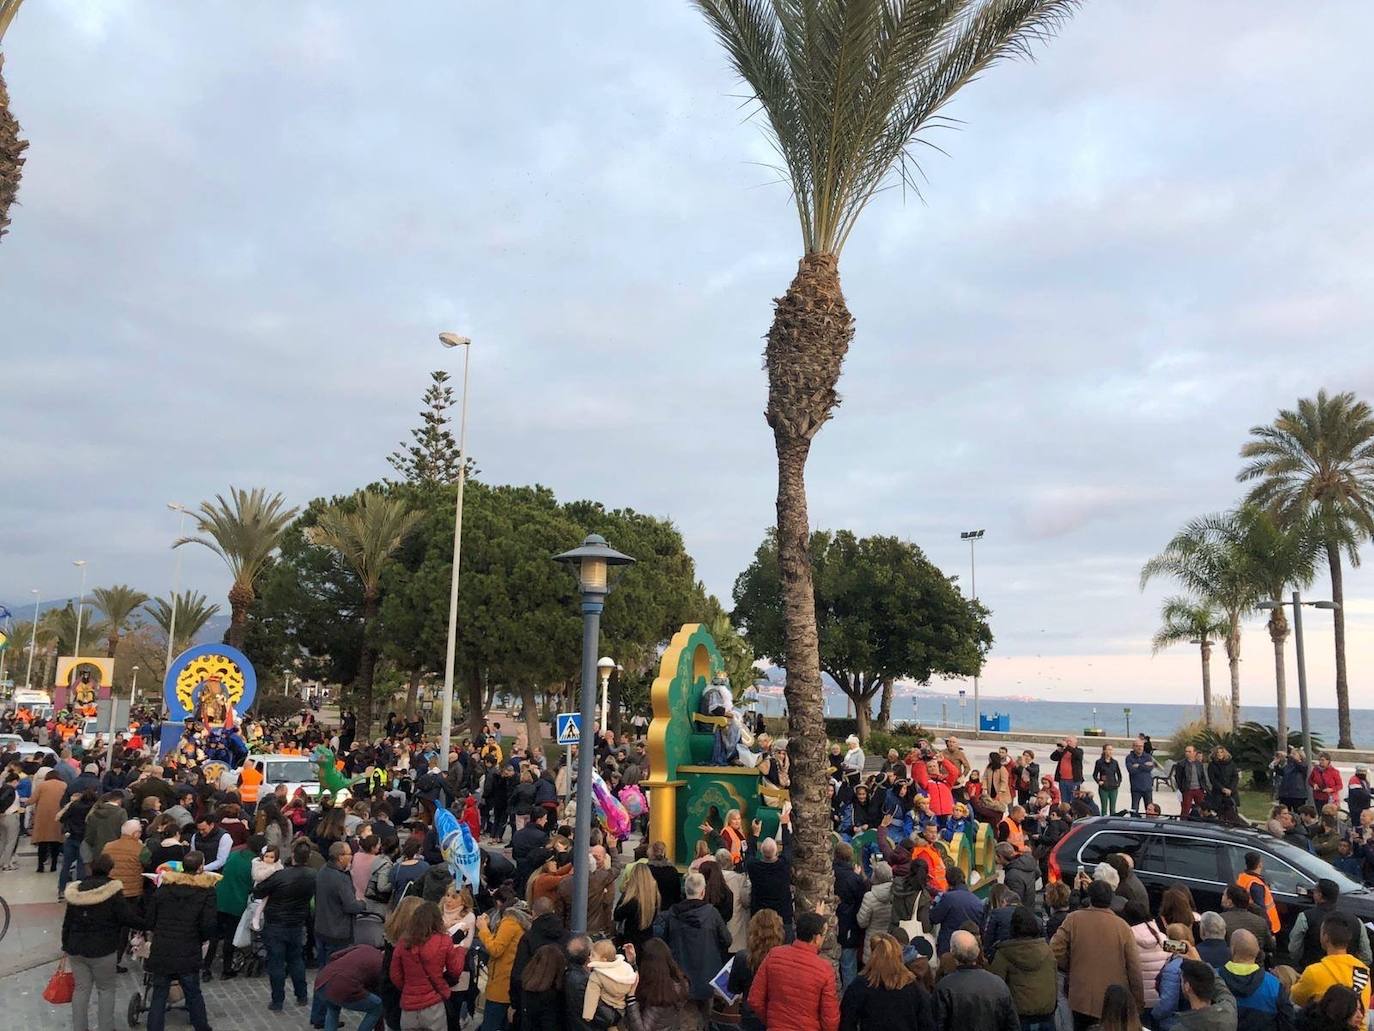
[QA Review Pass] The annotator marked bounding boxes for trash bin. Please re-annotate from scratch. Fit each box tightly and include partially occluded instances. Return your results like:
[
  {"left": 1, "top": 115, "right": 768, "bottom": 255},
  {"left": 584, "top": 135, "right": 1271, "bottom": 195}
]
[{"left": 979, "top": 713, "right": 1010, "bottom": 733}]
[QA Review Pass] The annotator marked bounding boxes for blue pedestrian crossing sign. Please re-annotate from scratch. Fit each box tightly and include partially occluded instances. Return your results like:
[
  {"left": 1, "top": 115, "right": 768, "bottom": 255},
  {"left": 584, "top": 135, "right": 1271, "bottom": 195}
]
[{"left": 555, "top": 712, "right": 582, "bottom": 746}]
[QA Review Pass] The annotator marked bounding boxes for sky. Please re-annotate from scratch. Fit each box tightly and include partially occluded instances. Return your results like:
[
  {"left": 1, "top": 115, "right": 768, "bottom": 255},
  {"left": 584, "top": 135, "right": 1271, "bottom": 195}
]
[{"left": 4, "top": 2, "right": 1373, "bottom": 710}]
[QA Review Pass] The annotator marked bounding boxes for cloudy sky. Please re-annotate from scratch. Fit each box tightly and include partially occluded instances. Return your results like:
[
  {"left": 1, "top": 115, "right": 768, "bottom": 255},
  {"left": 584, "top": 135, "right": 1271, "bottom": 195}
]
[{"left": 4, "top": 1, "right": 1373, "bottom": 710}]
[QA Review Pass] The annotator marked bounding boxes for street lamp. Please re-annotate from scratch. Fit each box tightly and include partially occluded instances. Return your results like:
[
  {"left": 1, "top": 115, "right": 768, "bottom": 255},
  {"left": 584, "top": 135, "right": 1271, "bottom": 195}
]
[
  {"left": 1258, "top": 591, "right": 1339, "bottom": 800},
  {"left": 597, "top": 656, "right": 615, "bottom": 733},
  {"left": 960, "top": 529, "right": 985, "bottom": 735},
  {"left": 72, "top": 560, "right": 88, "bottom": 657},
  {"left": 109, "top": 664, "right": 138, "bottom": 769},
  {"left": 165, "top": 502, "right": 192, "bottom": 672},
  {"left": 24, "top": 588, "right": 39, "bottom": 690},
  {"left": 1124, "top": 707, "right": 1132, "bottom": 738},
  {"left": 555, "top": 533, "right": 634, "bottom": 933},
  {"left": 438, "top": 332, "right": 473, "bottom": 772}
]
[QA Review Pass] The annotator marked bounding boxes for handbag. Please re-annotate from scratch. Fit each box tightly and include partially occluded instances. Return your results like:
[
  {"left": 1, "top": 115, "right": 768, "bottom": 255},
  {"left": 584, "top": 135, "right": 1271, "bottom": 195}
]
[
  {"left": 43, "top": 957, "right": 75, "bottom": 1005},
  {"left": 232, "top": 904, "right": 255, "bottom": 949}
]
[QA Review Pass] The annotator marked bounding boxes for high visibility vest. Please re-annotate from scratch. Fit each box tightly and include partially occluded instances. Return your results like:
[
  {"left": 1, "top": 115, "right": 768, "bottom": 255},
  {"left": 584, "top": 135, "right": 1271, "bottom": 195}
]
[
  {"left": 238, "top": 762, "right": 263, "bottom": 803},
  {"left": 913, "top": 843, "right": 948, "bottom": 892},
  {"left": 1237, "top": 871, "right": 1281, "bottom": 933},
  {"left": 1000, "top": 816, "right": 1029, "bottom": 854}
]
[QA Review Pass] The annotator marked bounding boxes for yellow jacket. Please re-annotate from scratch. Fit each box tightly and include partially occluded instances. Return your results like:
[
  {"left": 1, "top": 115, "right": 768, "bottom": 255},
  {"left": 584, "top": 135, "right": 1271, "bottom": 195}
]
[
  {"left": 476, "top": 913, "right": 524, "bottom": 1004},
  {"left": 1291, "top": 953, "right": 1371, "bottom": 1008}
]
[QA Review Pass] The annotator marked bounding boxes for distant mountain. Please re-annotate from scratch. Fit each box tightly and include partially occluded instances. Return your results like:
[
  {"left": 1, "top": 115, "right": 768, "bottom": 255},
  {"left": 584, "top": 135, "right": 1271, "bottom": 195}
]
[{"left": 0, "top": 598, "right": 228, "bottom": 648}]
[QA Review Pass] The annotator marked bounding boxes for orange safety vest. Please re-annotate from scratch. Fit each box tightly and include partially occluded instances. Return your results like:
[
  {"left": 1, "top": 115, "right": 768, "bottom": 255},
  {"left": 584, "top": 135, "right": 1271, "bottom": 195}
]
[
  {"left": 721, "top": 825, "right": 745, "bottom": 865},
  {"left": 912, "top": 842, "right": 948, "bottom": 893},
  {"left": 1237, "top": 871, "right": 1281, "bottom": 933},
  {"left": 238, "top": 762, "right": 263, "bottom": 804},
  {"left": 1000, "top": 816, "right": 1029, "bottom": 854}
]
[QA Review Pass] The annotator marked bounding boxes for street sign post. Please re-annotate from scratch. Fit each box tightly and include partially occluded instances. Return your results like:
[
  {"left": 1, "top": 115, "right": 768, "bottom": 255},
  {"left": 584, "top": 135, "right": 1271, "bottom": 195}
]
[{"left": 556, "top": 712, "right": 582, "bottom": 746}]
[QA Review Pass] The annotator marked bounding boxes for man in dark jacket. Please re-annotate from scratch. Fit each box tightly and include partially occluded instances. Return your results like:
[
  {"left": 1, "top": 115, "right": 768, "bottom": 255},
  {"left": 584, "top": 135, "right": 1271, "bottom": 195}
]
[
  {"left": 62, "top": 763, "right": 103, "bottom": 803},
  {"left": 144, "top": 850, "right": 218, "bottom": 1031},
  {"left": 311, "top": 841, "right": 366, "bottom": 1026},
  {"left": 646, "top": 840, "right": 684, "bottom": 910},
  {"left": 254, "top": 839, "right": 319, "bottom": 1011},
  {"left": 314, "top": 944, "right": 385, "bottom": 1031},
  {"left": 996, "top": 842, "right": 1039, "bottom": 906},
  {"left": 511, "top": 808, "right": 551, "bottom": 892},
  {"left": 1172, "top": 746, "right": 1213, "bottom": 817},
  {"left": 83, "top": 792, "right": 129, "bottom": 857},
  {"left": 935, "top": 929, "right": 1019, "bottom": 1031},
  {"left": 564, "top": 935, "right": 615, "bottom": 1031},
  {"left": 1221, "top": 884, "right": 1277, "bottom": 964},
  {"left": 930, "top": 868, "right": 985, "bottom": 957},
  {"left": 511, "top": 896, "right": 568, "bottom": 1011},
  {"left": 1103, "top": 852, "right": 1150, "bottom": 915},
  {"left": 664, "top": 871, "right": 733, "bottom": 1030},
  {"left": 62, "top": 853, "right": 146, "bottom": 1031},
  {"left": 833, "top": 841, "right": 868, "bottom": 989},
  {"left": 744, "top": 815, "right": 794, "bottom": 935},
  {"left": 1124, "top": 740, "right": 1157, "bottom": 814}
]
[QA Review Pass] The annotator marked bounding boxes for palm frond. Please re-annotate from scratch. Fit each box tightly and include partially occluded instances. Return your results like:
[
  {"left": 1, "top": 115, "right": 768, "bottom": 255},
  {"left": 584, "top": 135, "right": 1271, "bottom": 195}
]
[
  {"left": 175, "top": 487, "right": 299, "bottom": 590},
  {"left": 91, "top": 584, "right": 150, "bottom": 632},
  {"left": 305, "top": 490, "right": 422, "bottom": 595}
]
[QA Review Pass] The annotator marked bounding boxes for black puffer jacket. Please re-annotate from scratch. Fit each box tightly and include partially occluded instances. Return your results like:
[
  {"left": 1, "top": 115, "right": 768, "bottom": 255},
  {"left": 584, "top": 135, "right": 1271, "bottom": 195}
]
[
  {"left": 145, "top": 870, "right": 219, "bottom": 975},
  {"left": 253, "top": 863, "right": 318, "bottom": 927},
  {"left": 61, "top": 875, "right": 145, "bottom": 958}
]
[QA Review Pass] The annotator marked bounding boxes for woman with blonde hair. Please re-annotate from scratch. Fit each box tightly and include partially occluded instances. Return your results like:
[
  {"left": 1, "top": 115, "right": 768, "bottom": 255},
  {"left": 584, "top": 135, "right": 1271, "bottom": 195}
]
[
  {"left": 726, "top": 909, "right": 785, "bottom": 1031},
  {"left": 839, "top": 932, "right": 933, "bottom": 1028},
  {"left": 613, "top": 862, "right": 661, "bottom": 952}
]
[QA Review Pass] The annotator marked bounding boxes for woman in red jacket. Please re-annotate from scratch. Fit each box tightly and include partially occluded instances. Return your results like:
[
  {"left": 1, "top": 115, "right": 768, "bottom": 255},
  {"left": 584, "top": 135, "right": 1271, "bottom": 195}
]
[{"left": 389, "top": 900, "right": 468, "bottom": 1031}]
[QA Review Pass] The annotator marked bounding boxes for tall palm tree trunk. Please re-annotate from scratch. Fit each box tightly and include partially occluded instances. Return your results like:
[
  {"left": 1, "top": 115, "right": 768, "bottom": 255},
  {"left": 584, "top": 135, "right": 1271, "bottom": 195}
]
[
  {"left": 106, "top": 631, "right": 120, "bottom": 658},
  {"left": 1198, "top": 641, "right": 1213, "bottom": 728},
  {"left": 1225, "top": 622, "right": 1242, "bottom": 731},
  {"left": 226, "top": 582, "right": 253, "bottom": 650},
  {"left": 354, "top": 593, "right": 380, "bottom": 738},
  {"left": 1326, "top": 541, "right": 1353, "bottom": 748},
  {"left": 1268, "top": 610, "right": 1289, "bottom": 747},
  {"left": 768, "top": 254, "right": 853, "bottom": 917}
]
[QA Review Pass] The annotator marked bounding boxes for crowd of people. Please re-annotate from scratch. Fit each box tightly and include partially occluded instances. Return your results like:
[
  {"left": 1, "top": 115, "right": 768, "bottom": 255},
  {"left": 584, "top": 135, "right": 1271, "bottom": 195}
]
[{"left": 4, "top": 704, "right": 1374, "bottom": 1031}]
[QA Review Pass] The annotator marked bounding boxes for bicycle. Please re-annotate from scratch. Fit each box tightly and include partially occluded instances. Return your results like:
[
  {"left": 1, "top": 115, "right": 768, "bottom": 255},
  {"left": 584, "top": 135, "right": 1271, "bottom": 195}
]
[{"left": 0, "top": 893, "right": 10, "bottom": 945}]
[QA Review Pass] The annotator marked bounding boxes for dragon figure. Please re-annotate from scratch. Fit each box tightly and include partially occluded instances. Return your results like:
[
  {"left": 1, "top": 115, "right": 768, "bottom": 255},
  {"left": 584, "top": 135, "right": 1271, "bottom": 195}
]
[{"left": 312, "top": 744, "right": 366, "bottom": 798}]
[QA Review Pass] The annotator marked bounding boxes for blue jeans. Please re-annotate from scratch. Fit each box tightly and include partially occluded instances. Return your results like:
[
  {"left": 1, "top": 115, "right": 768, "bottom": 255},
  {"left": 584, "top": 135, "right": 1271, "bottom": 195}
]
[
  {"left": 840, "top": 947, "right": 859, "bottom": 990},
  {"left": 1020, "top": 1018, "right": 1055, "bottom": 1031},
  {"left": 325, "top": 991, "right": 382, "bottom": 1031},
  {"left": 57, "top": 836, "right": 86, "bottom": 893},
  {"left": 1058, "top": 780, "right": 1077, "bottom": 805},
  {"left": 147, "top": 971, "right": 209, "bottom": 1031},
  {"left": 480, "top": 998, "right": 509, "bottom": 1031},
  {"left": 263, "top": 922, "right": 307, "bottom": 1008},
  {"left": 311, "top": 940, "right": 346, "bottom": 1024}
]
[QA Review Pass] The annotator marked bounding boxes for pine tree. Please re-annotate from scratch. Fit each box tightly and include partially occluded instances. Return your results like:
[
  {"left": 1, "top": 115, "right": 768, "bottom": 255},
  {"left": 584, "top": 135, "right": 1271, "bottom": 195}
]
[{"left": 388, "top": 370, "right": 465, "bottom": 486}]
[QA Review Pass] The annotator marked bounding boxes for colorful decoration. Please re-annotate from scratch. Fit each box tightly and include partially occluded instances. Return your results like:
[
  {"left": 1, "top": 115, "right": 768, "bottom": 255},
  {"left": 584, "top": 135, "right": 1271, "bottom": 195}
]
[
  {"left": 163, "top": 644, "right": 256, "bottom": 725},
  {"left": 591, "top": 769, "right": 632, "bottom": 839},
  {"left": 54, "top": 657, "right": 115, "bottom": 706},
  {"left": 617, "top": 784, "right": 647, "bottom": 819},
  {"left": 435, "top": 807, "right": 482, "bottom": 889},
  {"left": 312, "top": 744, "right": 365, "bottom": 797}
]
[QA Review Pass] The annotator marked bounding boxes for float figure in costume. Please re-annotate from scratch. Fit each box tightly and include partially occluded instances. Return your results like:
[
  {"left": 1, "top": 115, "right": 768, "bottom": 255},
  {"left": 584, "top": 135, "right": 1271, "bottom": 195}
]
[
  {"left": 312, "top": 745, "right": 366, "bottom": 797},
  {"left": 197, "top": 677, "right": 229, "bottom": 726}
]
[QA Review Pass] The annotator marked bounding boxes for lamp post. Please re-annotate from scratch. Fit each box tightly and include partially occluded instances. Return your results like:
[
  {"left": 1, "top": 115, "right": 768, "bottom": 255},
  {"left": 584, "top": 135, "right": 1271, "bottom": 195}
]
[
  {"left": 165, "top": 503, "right": 192, "bottom": 672},
  {"left": 960, "top": 529, "right": 985, "bottom": 736},
  {"left": 24, "top": 588, "right": 39, "bottom": 690},
  {"left": 72, "top": 560, "right": 89, "bottom": 657},
  {"left": 1258, "top": 591, "right": 1339, "bottom": 803},
  {"left": 555, "top": 534, "right": 634, "bottom": 934},
  {"left": 1124, "top": 707, "right": 1132, "bottom": 738},
  {"left": 597, "top": 656, "right": 615, "bottom": 733},
  {"left": 438, "top": 332, "right": 473, "bottom": 771}
]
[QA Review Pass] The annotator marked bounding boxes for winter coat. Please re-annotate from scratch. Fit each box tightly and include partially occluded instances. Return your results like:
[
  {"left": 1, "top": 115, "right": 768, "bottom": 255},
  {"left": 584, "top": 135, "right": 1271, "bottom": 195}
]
[
  {"left": 316, "top": 944, "right": 385, "bottom": 1006},
  {"left": 216, "top": 846, "right": 254, "bottom": 917},
  {"left": 664, "top": 898, "right": 732, "bottom": 1002},
  {"left": 102, "top": 836, "right": 146, "bottom": 898},
  {"left": 476, "top": 912, "right": 525, "bottom": 1005},
  {"left": 1223, "top": 906, "right": 1277, "bottom": 964},
  {"left": 1172, "top": 760, "right": 1212, "bottom": 795},
  {"left": 1049, "top": 746, "right": 1084, "bottom": 784},
  {"left": 838, "top": 977, "right": 934, "bottom": 1031},
  {"left": 1218, "top": 963, "right": 1292, "bottom": 1031},
  {"left": 83, "top": 801, "right": 128, "bottom": 856},
  {"left": 31, "top": 775, "right": 66, "bottom": 843},
  {"left": 1130, "top": 920, "right": 1169, "bottom": 1008},
  {"left": 1125, "top": 750, "right": 1157, "bottom": 792},
  {"left": 930, "top": 886, "right": 985, "bottom": 957},
  {"left": 983, "top": 905, "right": 1018, "bottom": 960},
  {"left": 856, "top": 869, "right": 893, "bottom": 960},
  {"left": 253, "top": 864, "right": 318, "bottom": 927},
  {"left": 1050, "top": 906, "right": 1144, "bottom": 1019},
  {"left": 389, "top": 932, "right": 466, "bottom": 1011},
  {"left": 1092, "top": 758, "right": 1122, "bottom": 791},
  {"left": 647, "top": 859, "right": 684, "bottom": 910},
  {"left": 1002, "top": 853, "right": 1039, "bottom": 906},
  {"left": 1208, "top": 760, "right": 1240, "bottom": 804},
  {"left": 1275, "top": 759, "right": 1308, "bottom": 801},
  {"left": 989, "top": 935, "right": 1058, "bottom": 1018},
  {"left": 145, "top": 870, "right": 220, "bottom": 975},
  {"left": 834, "top": 859, "right": 868, "bottom": 951},
  {"left": 723, "top": 868, "right": 751, "bottom": 952},
  {"left": 61, "top": 875, "right": 145, "bottom": 958},
  {"left": 748, "top": 940, "right": 841, "bottom": 1031},
  {"left": 557, "top": 866, "right": 615, "bottom": 937},
  {"left": 933, "top": 966, "right": 1020, "bottom": 1031},
  {"left": 316, "top": 862, "right": 366, "bottom": 944},
  {"left": 511, "top": 911, "right": 568, "bottom": 998},
  {"left": 583, "top": 956, "right": 637, "bottom": 1021}
]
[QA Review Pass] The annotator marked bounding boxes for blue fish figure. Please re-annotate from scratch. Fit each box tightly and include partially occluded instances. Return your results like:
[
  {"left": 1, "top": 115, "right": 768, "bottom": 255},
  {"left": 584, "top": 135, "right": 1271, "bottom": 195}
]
[{"left": 435, "top": 807, "right": 482, "bottom": 889}]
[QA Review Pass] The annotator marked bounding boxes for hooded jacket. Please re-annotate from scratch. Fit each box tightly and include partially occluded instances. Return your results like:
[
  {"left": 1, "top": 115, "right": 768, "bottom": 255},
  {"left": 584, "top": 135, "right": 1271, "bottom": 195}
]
[
  {"left": 61, "top": 875, "right": 145, "bottom": 958},
  {"left": 1217, "top": 963, "right": 1292, "bottom": 1031},
  {"left": 389, "top": 932, "right": 466, "bottom": 1011},
  {"left": 856, "top": 866, "right": 893, "bottom": 959},
  {"left": 584, "top": 955, "right": 637, "bottom": 1020},
  {"left": 834, "top": 859, "right": 867, "bottom": 950},
  {"left": 83, "top": 800, "right": 128, "bottom": 856},
  {"left": 664, "top": 898, "right": 732, "bottom": 1002},
  {"left": 1001, "top": 852, "right": 1039, "bottom": 905},
  {"left": 511, "top": 911, "right": 568, "bottom": 998},
  {"left": 145, "top": 869, "right": 220, "bottom": 975},
  {"left": 989, "top": 935, "right": 1058, "bottom": 1018}
]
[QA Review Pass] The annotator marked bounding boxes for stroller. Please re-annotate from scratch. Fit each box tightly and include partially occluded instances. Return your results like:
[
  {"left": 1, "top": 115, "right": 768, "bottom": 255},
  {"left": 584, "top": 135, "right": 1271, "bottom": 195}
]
[
  {"left": 230, "top": 920, "right": 267, "bottom": 978},
  {"left": 124, "top": 930, "right": 192, "bottom": 1028}
]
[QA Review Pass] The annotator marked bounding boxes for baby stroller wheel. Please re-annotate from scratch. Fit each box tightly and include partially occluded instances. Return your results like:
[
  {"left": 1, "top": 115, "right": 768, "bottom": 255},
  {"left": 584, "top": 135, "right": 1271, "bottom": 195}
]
[{"left": 127, "top": 991, "right": 143, "bottom": 1027}]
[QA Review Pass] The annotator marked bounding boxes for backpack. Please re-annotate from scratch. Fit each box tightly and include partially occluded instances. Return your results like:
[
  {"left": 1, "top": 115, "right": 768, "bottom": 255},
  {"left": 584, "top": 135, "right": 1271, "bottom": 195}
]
[{"left": 365, "top": 856, "right": 394, "bottom": 902}]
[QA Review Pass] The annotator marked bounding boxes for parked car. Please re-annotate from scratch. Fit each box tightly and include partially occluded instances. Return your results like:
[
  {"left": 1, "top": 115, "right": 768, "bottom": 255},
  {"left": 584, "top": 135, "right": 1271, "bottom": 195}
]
[
  {"left": 241, "top": 753, "right": 322, "bottom": 801},
  {"left": 80, "top": 717, "right": 101, "bottom": 751},
  {"left": 1049, "top": 814, "right": 1374, "bottom": 934}
]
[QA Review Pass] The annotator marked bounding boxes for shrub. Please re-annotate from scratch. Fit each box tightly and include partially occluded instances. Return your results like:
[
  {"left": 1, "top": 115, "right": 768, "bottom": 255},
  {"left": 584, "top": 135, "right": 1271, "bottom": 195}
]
[
  {"left": 1164, "top": 718, "right": 1323, "bottom": 790},
  {"left": 823, "top": 717, "right": 859, "bottom": 740}
]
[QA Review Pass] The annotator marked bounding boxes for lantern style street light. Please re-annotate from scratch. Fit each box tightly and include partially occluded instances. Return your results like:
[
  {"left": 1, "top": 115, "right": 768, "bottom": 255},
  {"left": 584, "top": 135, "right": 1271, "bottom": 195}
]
[
  {"left": 555, "top": 534, "right": 634, "bottom": 933},
  {"left": 597, "top": 656, "right": 615, "bottom": 733}
]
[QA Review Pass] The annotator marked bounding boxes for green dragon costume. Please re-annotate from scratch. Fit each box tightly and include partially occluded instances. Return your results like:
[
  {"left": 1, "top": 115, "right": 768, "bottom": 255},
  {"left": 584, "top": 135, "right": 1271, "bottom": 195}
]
[{"left": 312, "top": 744, "right": 366, "bottom": 797}]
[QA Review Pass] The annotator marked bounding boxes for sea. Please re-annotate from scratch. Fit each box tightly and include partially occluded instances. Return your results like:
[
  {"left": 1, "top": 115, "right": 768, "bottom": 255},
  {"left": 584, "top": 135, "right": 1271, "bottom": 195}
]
[{"left": 752, "top": 692, "right": 1374, "bottom": 747}]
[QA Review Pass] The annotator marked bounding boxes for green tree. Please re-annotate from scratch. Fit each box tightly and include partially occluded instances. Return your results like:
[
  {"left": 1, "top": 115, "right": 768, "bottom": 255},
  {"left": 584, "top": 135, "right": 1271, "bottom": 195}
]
[
  {"left": 145, "top": 591, "right": 222, "bottom": 656},
  {"left": 175, "top": 487, "right": 299, "bottom": 649},
  {"left": 1141, "top": 514, "right": 1258, "bottom": 728},
  {"left": 692, "top": 0, "right": 1074, "bottom": 911},
  {"left": 733, "top": 530, "right": 990, "bottom": 741},
  {"left": 1238, "top": 390, "right": 1374, "bottom": 748},
  {"left": 0, "top": 1, "right": 28, "bottom": 242},
  {"left": 388, "top": 370, "right": 468, "bottom": 486},
  {"left": 1150, "top": 597, "right": 1229, "bottom": 727},
  {"left": 42, "top": 602, "right": 107, "bottom": 658},
  {"left": 91, "top": 584, "right": 150, "bottom": 658},
  {"left": 306, "top": 490, "right": 422, "bottom": 733}
]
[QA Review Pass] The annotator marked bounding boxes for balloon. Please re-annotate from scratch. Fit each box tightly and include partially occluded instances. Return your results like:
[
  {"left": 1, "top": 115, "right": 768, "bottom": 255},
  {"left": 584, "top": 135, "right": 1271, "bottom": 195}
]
[
  {"left": 591, "top": 770, "right": 632, "bottom": 838},
  {"left": 436, "top": 807, "right": 481, "bottom": 889},
  {"left": 617, "top": 784, "right": 646, "bottom": 818}
]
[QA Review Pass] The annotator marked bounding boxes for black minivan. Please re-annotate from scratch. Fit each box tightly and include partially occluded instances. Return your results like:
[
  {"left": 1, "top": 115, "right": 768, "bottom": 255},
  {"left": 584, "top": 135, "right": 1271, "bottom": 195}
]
[{"left": 1049, "top": 814, "right": 1374, "bottom": 934}]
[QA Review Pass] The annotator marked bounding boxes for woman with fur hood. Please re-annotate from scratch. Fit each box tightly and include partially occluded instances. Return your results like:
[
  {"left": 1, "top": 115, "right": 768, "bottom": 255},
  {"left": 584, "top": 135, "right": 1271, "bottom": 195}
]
[
  {"left": 143, "top": 849, "right": 220, "bottom": 1031},
  {"left": 62, "top": 852, "right": 147, "bottom": 1031}
]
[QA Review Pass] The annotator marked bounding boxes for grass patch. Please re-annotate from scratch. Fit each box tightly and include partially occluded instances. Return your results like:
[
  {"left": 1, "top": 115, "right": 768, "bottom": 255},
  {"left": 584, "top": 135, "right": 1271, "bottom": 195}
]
[{"left": 1238, "top": 788, "right": 1275, "bottom": 823}]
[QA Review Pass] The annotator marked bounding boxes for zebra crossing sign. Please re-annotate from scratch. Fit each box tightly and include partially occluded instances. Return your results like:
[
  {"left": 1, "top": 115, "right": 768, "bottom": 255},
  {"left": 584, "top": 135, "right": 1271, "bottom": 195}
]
[{"left": 555, "top": 712, "right": 582, "bottom": 746}]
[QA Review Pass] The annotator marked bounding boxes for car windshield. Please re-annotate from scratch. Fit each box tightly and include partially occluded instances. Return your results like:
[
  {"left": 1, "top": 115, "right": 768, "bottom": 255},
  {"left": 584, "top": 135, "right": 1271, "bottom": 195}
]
[
  {"left": 266, "top": 761, "right": 317, "bottom": 783},
  {"left": 1266, "top": 836, "right": 1365, "bottom": 894}
]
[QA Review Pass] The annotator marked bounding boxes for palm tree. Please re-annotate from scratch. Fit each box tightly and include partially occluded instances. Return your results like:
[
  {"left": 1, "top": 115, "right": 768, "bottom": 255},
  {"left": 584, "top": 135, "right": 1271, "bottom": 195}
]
[
  {"left": 42, "top": 602, "right": 108, "bottom": 658},
  {"left": 145, "top": 591, "right": 221, "bottom": 656},
  {"left": 175, "top": 487, "right": 299, "bottom": 650},
  {"left": 1151, "top": 596, "right": 1229, "bottom": 725},
  {"left": 91, "top": 584, "right": 150, "bottom": 657},
  {"left": 306, "top": 490, "right": 421, "bottom": 734},
  {"left": 1141, "top": 514, "right": 1257, "bottom": 728},
  {"left": 693, "top": 0, "right": 1076, "bottom": 912},
  {"left": 0, "top": 0, "right": 28, "bottom": 242},
  {"left": 1239, "top": 390, "right": 1374, "bottom": 748}
]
